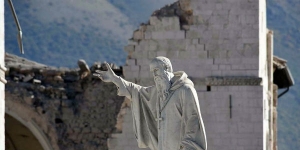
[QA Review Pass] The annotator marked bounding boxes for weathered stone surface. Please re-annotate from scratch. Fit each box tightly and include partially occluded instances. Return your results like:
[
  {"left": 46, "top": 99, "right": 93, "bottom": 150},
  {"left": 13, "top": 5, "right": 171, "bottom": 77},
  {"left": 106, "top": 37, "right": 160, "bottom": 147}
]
[
  {"left": 152, "top": 1, "right": 193, "bottom": 27},
  {"left": 5, "top": 53, "right": 124, "bottom": 150}
]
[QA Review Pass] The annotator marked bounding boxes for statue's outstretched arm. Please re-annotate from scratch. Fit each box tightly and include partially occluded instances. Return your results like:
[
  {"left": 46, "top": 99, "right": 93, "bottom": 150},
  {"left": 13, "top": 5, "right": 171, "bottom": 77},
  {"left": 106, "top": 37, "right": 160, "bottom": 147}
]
[{"left": 93, "top": 63, "right": 136, "bottom": 98}]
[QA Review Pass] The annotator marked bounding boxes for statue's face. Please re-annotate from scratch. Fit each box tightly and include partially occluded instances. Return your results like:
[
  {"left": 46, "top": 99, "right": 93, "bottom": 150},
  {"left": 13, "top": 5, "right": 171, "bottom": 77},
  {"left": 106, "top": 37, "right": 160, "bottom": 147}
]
[
  {"left": 150, "top": 62, "right": 171, "bottom": 99},
  {"left": 150, "top": 62, "right": 171, "bottom": 81},
  {"left": 150, "top": 65, "right": 164, "bottom": 78}
]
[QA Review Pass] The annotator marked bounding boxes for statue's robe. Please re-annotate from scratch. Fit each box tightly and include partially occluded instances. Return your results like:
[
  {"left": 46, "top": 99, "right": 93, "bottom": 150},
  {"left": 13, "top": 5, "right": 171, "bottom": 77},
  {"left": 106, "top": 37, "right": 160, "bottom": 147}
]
[{"left": 116, "top": 71, "right": 207, "bottom": 150}]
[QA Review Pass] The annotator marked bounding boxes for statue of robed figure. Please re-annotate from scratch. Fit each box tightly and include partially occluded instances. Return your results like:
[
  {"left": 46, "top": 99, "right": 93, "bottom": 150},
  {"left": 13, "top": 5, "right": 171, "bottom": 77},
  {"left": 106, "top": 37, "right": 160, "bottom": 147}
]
[{"left": 94, "top": 56, "right": 207, "bottom": 150}]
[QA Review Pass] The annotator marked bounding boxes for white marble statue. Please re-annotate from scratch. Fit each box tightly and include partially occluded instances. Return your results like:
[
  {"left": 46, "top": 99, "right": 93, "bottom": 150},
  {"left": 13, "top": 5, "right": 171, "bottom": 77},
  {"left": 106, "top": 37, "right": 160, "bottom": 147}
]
[{"left": 94, "top": 56, "right": 207, "bottom": 150}]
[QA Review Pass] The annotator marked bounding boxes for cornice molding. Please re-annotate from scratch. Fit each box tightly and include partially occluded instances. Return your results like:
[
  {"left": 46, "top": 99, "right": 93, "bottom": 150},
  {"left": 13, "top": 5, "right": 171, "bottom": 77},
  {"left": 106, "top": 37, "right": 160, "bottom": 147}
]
[{"left": 191, "top": 77, "right": 262, "bottom": 86}]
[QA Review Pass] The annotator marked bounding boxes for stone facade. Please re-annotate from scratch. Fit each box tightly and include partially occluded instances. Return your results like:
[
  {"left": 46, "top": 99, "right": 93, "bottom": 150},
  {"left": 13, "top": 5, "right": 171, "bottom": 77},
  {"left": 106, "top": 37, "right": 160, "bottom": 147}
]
[
  {"left": 112, "top": 0, "right": 272, "bottom": 150},
  {"left": 0, "top": 0, "right": 6, "bottom": 149},
  {"left": 5, "top": 54, "right": 124, "bottom": 150}
]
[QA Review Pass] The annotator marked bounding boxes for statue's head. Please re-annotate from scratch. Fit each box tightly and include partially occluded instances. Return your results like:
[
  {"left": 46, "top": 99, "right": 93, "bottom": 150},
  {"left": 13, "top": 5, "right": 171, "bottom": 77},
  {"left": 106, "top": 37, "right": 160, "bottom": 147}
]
[
  {"left": 150, "top": 56, "right": 174, "bottom": 99},
  {"left": 150, "top": 56, "right": 173, "bottom": 73}
]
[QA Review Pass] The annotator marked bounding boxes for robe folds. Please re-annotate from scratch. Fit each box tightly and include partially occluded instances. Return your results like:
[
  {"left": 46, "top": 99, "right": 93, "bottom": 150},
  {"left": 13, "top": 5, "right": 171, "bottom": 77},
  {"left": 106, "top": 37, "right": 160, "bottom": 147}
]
[{"left": 116, "top": 71, "right": 207, "bottom": 150}]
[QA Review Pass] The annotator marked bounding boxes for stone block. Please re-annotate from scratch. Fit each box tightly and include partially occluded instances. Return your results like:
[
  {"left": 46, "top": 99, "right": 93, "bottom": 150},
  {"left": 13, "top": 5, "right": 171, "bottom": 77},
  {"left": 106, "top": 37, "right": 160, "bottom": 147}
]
[
  {"left": 253, "top": 123, "right": 263, "bottom": 133},
  {"left": 243, "top": 38, "right": 258, "bottom": 43},
  {"left": 152, "top": 31, "right": 185, "bottom": 39},
  {"left": 168, "top": 39, "right": 187, "bottom": 51},
  {"left": 216, "top": 3, "right": 222, "bottom": 9},
  {"left": 192, "top": 39, "right": 199, "bottom": 44},
  {"left": 179, "top": 50, "right": 190, "bottom": 59},
  {"left": 210, "top": 65, "right": 219, "bottom": 70},
  {"left": 137, "top": 59, "right": 150, "bottom": 66},
  {"left": 242, "top": 58, "right": 258, "bottom": 64},
  {"left": 196, "top": 44, "right": 205, "bottom": 51},
  {"left": 250, "top": 114, "right": 262, "bottom": 122},
  {"left": 134, "top": 44, "right": 143, "bottom": 52},
  {"left": 132, "top": 50, "right": 148, "bottom": 59},
  {"left": 147, "top": 40, "right": 158, "bottom": 51},
  {"left": 202, "top": 30, "right": 213, "bottom": 40},
  {"left": 150, "top": 16, "right": 160, "bottom": 26},
  {"left": 222, "top": 43, "right": 237, "bottom": 51},
  {"left": 161, "top": 17, "right": 180, "bottom": 31},
  {"left": 245, "top": 15, "right": 258, "bottom": 24},
  {"left": 219, "top": 65, "right": 231, "bottom": 70},
  {"left": 229, "top": 8, "right": 245, "bottom": 15},
  {"left": 128, "top": 40, "right": 138, "bottom": 46},
  {"left": 246, "top": 70, "right": 259, "bottom": 76},
  {"left": 151, "top": 31, "right": 163, "bottom": 40},
  {"left": 173, "top": 31, "right": 186, "bottom": 39},
  {"left": 206, "top": 58, "right": 214, "bottom": 64},
  {"left": 156, "top": 51, "right": 167, "bottom": 57},
  {"left": 186, "top": 30, "right": 202, "bottom": 39},
  {"left": 130, "top": 65, "right": 140, "bottom": 71},
  {"left": 209, "top": 15, "right": 229, "bottom": 25},
  {"left": 133, "top": 30, "right": 144, "bottom": 40},
  {"left": 212, "top": 70, "right": 222, "bottom": 76},
  {"left": 123, "top": 68, "right": 132, "bottom": 78},
  {"left": 145, "top": 25, "right": 155, "bottom": 32},
  {"left": 231, "top": 64, "right": 258, "bottom": 70},
  {"left": 221, "top": 3, "right": 233, "bottom": 10},
  {"left": 228, "top": 50, "right": 244, "bottom": 58},
  {"left": 237, "top": 138, "right": 251, "bottom": 146},
  {"left": 242, "top": 29, "right": 259, "bottom": 38},
  {"left": 186, "top": 44, "right": 196, "bottom": 51},
  {"left": 220, "top": 50, "right": 231, "bottom": 58},
  {"left": 148, "top": 51, "right": 156, "bottom": 59},
  {"left": 126, "top": 59, "right": 136, "bottom": 66},
  {"left": 189, "top": 24, "right": 207, "bottom": 32},
  {"left": 222, "top": 70, "right": 246, "bottom": 76},
  {"left": 198, "top": 38, "right": 208, "bottom": 45},
  {"left": 124, "top": 45, "right": 135, "bottom": 53},
  {"left": 140, "top": 70, "right": 150, "bottom": 78},
  {"left": 166, "top": 50, "right": 179, "bottom": 59},
  {"left": 228, "top": 14, "right": 239, "bottom": 24},
  {"left": 198, "top": 3, "right": 217, "bottom": 11},
  {"left": 215, "top": 123, "right": 229, "bottom": 133},
  {"left": 213, "top": 58, "right": 243, "bottom": 65},
  {"left": 144, "top": 32, "right": 152, "bottom": 39},
  {"left": 205, "top": 44, "right": 220, "bottom": 51},
  {"left": 211, "top": 24, "right": 223, "bottom": 30},
  {"left": 197, "top": 50, "right": 208, "bottom": 58},
  {"left": 208, "top": 50, "right": 220, "bottom": 58}
]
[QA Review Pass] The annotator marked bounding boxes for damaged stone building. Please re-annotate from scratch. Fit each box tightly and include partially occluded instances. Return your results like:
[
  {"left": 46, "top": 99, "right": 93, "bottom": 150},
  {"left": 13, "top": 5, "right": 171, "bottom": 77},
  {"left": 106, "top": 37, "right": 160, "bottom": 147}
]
[{"left": 1, "top": 0, "right": 294, "bottom": 150}]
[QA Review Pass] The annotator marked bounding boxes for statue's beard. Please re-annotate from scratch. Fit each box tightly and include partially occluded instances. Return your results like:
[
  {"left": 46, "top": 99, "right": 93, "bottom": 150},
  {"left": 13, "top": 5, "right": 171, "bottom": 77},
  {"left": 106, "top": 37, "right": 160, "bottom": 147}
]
[{"left": 154, "top": 74, "right": 171, "bottom": 101}]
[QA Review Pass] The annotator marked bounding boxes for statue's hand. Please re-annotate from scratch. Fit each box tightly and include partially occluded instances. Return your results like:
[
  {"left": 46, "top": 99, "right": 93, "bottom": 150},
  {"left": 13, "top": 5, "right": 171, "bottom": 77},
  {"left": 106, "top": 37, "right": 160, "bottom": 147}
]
[{"left": 93, "top": 62, "right": 116, "bottom": 83}]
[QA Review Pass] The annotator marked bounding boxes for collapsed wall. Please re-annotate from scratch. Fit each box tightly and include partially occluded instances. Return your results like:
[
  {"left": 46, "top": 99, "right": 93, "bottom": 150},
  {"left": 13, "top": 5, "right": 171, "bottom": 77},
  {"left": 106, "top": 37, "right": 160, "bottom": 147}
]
[
  {"left": 117, "top": 0, "right": 269, "bottom": 150},
  {"left": 5, "top": 53, "right": 125, "bottom": 150}
]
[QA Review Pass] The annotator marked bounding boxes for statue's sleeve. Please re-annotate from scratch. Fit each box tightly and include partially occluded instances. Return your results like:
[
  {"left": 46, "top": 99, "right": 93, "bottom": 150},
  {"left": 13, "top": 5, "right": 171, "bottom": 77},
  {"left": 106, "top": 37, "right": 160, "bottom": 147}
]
[
  {"left": 180, "top": 87, "right": 207, "bottom": 150},
  {"left": 114, "top": 76, "right": 146, "bottom": 100},
  {"left": 113, "top": 76, "right": 158, "bottom": 150}
]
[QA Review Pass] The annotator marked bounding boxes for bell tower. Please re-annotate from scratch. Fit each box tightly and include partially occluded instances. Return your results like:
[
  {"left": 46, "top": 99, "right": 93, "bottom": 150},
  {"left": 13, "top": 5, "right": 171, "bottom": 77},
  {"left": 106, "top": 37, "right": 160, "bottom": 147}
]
[{"left": 110, "top": 0, "right": 274, "bottom": 150}]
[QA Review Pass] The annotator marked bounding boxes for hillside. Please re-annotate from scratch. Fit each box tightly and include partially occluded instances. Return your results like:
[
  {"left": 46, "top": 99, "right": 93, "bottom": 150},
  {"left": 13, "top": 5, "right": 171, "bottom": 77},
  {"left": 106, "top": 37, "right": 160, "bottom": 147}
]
[
  {"left": 5, "top": 0, "right": 176, "bottom": 67},
  {"left": 267, "top": 0, "right": 300, "bottom": 149},
  {"left": 4, "top": 0, "right": 300, "bottom": 149}
]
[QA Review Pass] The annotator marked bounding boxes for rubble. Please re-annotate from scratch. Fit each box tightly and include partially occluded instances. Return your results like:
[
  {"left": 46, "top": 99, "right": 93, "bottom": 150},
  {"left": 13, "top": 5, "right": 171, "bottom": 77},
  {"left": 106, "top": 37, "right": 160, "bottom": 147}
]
[{"left": 5, "top": 53, "right": 124, "bottom": 150}]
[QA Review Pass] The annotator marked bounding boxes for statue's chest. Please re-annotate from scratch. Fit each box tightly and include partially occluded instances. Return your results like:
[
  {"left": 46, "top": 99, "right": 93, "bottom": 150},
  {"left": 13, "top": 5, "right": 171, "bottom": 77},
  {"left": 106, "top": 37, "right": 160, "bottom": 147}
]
[{"left": 159, "top": 90, "right": 182, "bottom": 119}]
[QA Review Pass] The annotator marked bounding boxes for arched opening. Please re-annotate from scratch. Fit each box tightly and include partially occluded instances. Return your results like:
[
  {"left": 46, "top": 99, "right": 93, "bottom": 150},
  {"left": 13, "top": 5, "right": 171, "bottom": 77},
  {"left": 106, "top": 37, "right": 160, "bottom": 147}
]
[{"left": 5, "top": 114, "right": 44, "bottom": 150}]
